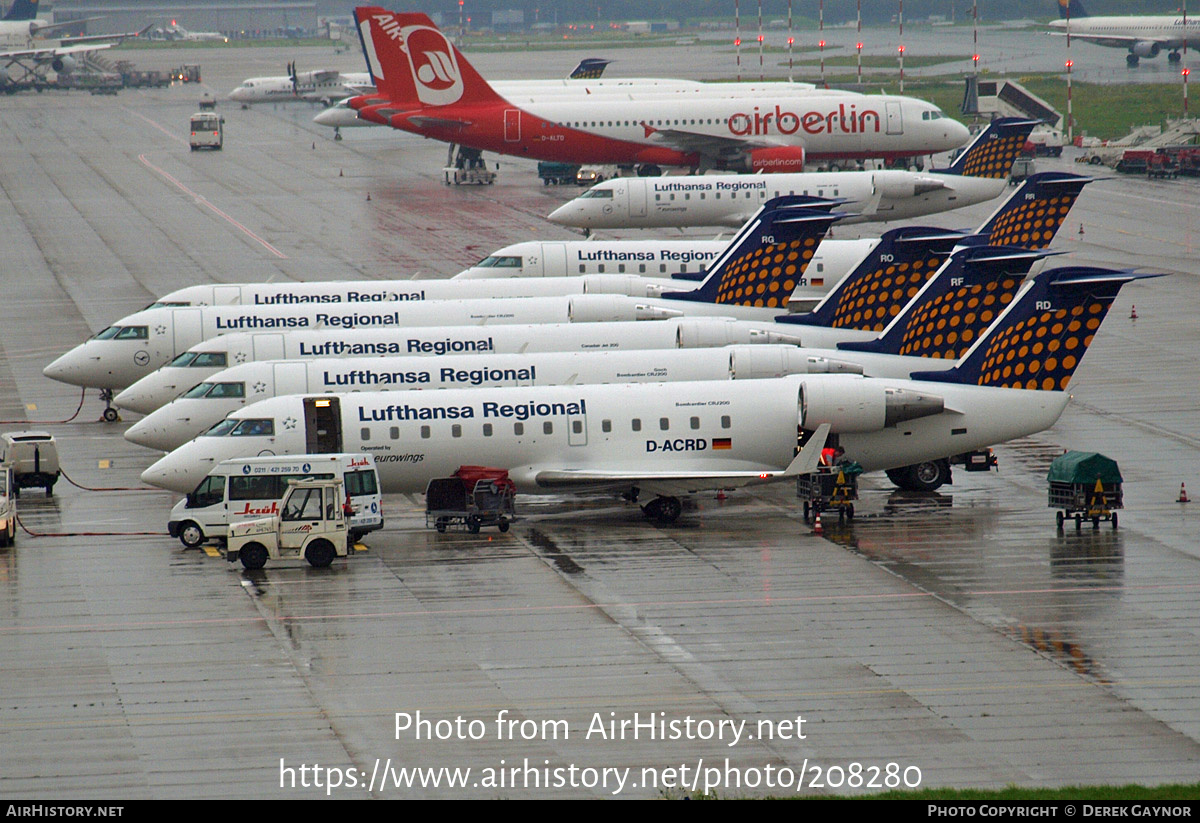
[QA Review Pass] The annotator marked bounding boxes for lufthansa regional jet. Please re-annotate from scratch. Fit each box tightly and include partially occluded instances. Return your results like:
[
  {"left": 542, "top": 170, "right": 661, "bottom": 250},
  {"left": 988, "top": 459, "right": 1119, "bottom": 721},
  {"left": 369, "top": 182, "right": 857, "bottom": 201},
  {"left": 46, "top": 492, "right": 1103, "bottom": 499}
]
[{"left": 1049, "top": 0, "right": 1200, "bottom": 67}]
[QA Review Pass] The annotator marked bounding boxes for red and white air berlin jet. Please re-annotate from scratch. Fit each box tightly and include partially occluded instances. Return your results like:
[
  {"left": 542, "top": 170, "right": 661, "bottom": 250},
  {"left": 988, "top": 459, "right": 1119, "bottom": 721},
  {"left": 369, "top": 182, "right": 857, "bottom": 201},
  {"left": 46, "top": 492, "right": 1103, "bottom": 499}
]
[{"left": 348, "top": 7, "right": 971, "bottom": 174}]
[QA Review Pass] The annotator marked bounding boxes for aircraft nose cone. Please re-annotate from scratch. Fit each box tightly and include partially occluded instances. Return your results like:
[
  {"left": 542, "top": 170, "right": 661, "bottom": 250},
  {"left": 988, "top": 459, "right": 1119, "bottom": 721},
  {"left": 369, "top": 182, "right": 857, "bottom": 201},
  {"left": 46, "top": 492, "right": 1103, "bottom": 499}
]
[
  {"left": 124, "top": 417, "right": 175, "bottom": 452},
  {"left": 227, "top": 87, "right": 247, "bottom": 101},
  {"left": 313, "top": 108, "right": 340, "bottom": 126},
  {"left": 949, "top": 118, "right": 972, "bottom": 148},
  {"left": 113, "top": 383, "right": 168, "bottom": 416},
  {"left": 142, "top": 452, "right": 207, "bottom": 494},
  {"left": 43, "top": 351, "right": 85, "bottom": 386},
  {"left": 546, "top": 203, "right": 575, "bottom": 225}
]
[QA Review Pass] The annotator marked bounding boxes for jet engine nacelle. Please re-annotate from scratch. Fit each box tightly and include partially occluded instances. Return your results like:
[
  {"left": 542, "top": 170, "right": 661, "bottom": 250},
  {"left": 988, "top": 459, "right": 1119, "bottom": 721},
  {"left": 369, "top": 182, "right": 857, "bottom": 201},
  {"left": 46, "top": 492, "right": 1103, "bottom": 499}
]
[
  {"left": 801, "top": 379, "right": 944, "bottom": 433},
  {"left": 730, "top": 347, "right": 864, "bottom": 380},
  {"left": 51, "top": 55, "right": 77, "bottom": 73},
  {"left": 675, "top": 320, "right": 804, "bottom": 348},
  {"left": 1132, "top": 40, "right": 1161, "bottom": 58},
  {"left": 581, "top": 275, "right": 665, "bottom": 298},
  {"left": 747, "top": 146, "right": 806, "bottom": 174},
  {"left": 567, "top": 295, "right": 683, "bottom": 323}
]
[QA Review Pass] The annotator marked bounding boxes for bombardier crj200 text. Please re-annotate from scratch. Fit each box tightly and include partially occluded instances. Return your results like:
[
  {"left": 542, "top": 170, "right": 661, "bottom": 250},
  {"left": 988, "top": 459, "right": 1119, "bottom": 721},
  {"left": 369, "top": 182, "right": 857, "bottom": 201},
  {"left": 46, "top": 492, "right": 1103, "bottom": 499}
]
[
  {"left": 347, "top": 8, "right": 969, "bottom": 174},
  {"left": 141, "top": 269, "right": 1153, "bottom": 525},
  {"left": 548, "top": 118, "right": 1038, "bottom": 230}
]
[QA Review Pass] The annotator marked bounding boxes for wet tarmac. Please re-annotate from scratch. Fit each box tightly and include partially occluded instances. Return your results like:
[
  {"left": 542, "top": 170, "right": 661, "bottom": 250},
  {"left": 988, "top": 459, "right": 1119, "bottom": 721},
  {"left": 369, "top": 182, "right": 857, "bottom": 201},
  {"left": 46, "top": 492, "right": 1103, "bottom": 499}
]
[{"left": 0, "top": 44, "right": 1198, "bottom": 799}]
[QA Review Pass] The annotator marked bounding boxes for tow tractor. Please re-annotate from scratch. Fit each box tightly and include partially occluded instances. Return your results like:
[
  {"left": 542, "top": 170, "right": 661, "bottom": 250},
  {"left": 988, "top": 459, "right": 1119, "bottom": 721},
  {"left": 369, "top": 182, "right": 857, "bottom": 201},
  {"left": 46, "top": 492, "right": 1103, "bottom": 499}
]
[{"left": 225, "top": 478, "right": 353, "bottom": 569}]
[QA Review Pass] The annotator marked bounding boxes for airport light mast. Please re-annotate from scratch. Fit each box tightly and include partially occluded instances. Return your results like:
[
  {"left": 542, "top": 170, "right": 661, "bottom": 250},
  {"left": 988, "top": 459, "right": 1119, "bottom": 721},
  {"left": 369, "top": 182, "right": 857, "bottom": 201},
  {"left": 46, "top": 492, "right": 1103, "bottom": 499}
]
[
  {"left": 898, "top": 0, "right": 905, "bottom": 93},
  {"left": 856, "top": 0, "right": 862, "bottom": 86}
]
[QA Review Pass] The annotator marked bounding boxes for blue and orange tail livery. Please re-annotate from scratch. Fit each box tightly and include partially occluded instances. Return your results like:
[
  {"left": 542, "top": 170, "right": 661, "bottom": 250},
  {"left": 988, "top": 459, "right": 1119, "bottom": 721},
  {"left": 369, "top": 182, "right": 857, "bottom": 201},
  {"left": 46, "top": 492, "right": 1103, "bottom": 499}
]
[
  {"left": 1058, "top": 0, "right": 1088, "bottom": 19},
  {"left": 972, "top": 171, "right": 1093, "bottom": 249},
  {"left": 912, "top": 268, "right": 1161, "bottom": 390},
  {"left": 778, "top": 226, "right": 967, "bottom": 331},
  {"left": 838, "top": 246, "right": 1053, "bottom": 359},
  {"left": 663, "top": 202, "right": 842, "bottom": 309},
  {"left": 569, "top": 58, "right": 611, "bottom": 79},
  {"left": 940, "top": 118, "right": 1039, "bottom": 179},
  {"left": 355, "top": 7, "right": 507, "bottom": 109}
]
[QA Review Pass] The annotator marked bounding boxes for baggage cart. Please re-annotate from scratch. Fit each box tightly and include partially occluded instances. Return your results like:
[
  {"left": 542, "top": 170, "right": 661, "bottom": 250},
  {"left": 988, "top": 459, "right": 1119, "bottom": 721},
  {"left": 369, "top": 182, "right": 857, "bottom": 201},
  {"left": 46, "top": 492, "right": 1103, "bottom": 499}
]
[
  {"left": 797, "top": 463, "right": 860, "bottom": 523},
  {"left": 1047, "top": 451, "right": 1123, "bottom": 530},
  {"left": 426, "top": 466, "right": 516, "bottom": 534}
]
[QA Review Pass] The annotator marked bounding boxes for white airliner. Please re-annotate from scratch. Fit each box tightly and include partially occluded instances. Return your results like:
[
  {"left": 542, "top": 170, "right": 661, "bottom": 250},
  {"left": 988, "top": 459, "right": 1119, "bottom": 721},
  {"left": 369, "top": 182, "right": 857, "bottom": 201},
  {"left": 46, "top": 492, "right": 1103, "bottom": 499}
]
[
  {"left": 151, "top": 22, "right": 226, "bottom": 43},
  {"left": 0, "top": 0, "right": 148, "bottom": 81},
  {"left": 139, "top": 265, "right": 1148, "bottom": 520},
  {"left": 124, "top": 346, "right": 864, "bottom": 451},
  {"left": 547, "top": 117, "right": 1038, "bottom": 230},
  {"left": 349, "top": 8, "right": 968, "bottom": 175},
  {"left": 110, "top": 318, "right": 807, "bottom": 417},
  {"left": 1049, "top": 0, "right": 1200, "bottom": 66}
]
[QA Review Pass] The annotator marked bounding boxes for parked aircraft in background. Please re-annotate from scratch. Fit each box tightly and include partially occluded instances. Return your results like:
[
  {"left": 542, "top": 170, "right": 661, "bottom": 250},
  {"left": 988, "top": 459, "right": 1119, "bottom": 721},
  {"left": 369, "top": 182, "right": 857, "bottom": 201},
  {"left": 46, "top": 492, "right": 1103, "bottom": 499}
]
[
  {"left": 347, "top": 7, "right": 968, "bottom": 175},
  {"left": 139, "top": 268, "right": 1152, "bottom": 520},
  {"left": 150, "top": 22, "right": 227, "bottom": 43},
  {"left": 1049, "top": 0, "right": 1200, "bottom": 66},
  {"left": 0, "top": 0, "right": 148, "bottom": 81},
  {"left": 547, "top": 118, "right": 1038, "bottom": 230}
]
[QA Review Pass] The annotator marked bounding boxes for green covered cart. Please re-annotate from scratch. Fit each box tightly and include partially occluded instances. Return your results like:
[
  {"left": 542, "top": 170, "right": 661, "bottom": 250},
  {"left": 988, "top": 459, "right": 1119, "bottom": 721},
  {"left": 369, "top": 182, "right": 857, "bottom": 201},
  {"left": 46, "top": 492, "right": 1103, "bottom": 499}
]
[{"left": 1047, "top": 451, "right": 1123, "bottom": 531}]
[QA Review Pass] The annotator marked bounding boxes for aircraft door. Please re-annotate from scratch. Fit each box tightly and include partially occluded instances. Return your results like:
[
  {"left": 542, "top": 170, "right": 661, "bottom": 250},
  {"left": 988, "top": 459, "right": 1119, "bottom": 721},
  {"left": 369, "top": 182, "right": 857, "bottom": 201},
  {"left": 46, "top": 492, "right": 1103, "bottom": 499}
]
[
  {"left": 303, "top": 397, "right": 343, "bottom": 453},
  {"left": 885, "top": 101, "right": 904, "bottom": 135},
  {"left": 504, "top": 109, "right": 521, "bottom": 142},
  {"left": 273, "top": 362, "right": 309, "bottom": 396},
  {"left": 213, "top": 286, "right": 242, "bottom": 305},
  {"left": 567, "top": 409, "right": 587, "bottom": 447},
  {"left": 542, "top": 244, "right": 566, "bottom": 277},
  {"left": 172, "top": 309, "right": 203, "bottom": 355},
  {"left": 252, "top": 334, "right": 285, "bottom": 361},
  {"left": 629, "top": 181, "right": 647, "bottom": 218}
]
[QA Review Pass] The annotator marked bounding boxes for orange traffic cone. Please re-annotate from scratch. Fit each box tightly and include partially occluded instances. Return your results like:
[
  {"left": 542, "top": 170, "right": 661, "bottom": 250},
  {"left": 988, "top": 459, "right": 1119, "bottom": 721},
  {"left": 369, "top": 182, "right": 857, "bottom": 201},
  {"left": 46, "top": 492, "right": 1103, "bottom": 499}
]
[
  {"left": 1078, "top": 223, "right": 1085, "bottom": 236},
  {"left": 366, "top": 192, "right": 371, "bottom": 201},
  {"left": 813, "top": 512, "right": 823, "bottom": 535},
  {"left": 1179, "top": 483, "right": 1190, "bottom": 503},
  {"left": 716, "top": 490, "right": 726, "bottom": 501},
  {"left": 1130, "top": 304, "right": 1138, "bottom": 320}
]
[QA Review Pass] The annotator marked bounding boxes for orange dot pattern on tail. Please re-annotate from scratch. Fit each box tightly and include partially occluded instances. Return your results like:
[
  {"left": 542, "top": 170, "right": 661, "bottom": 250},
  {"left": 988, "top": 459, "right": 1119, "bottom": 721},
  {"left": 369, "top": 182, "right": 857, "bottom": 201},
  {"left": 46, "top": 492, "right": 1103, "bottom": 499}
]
[
  {"left": 714, "top": 236, "right": 817, "bottom": 307},
  {"left": 987, "top": 194, "right": 1080, "bottom": 249},
  {"left": 828, "top": 251, "right": 949, "bottom": 330},
  {"left": 975, "top": 300, "right": 1110, "bottom": 390},
  {"left": 896, "top": 277, "right": 1021, "bottom": 359},
  {"left": 961, "top": 133, "right": 1029, "bottom": 179}
]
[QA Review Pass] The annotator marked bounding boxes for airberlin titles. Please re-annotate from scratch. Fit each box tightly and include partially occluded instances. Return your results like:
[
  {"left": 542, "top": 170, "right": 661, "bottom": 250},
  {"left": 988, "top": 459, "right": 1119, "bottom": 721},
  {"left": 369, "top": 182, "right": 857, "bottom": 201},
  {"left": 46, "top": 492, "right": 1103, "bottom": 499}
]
[{"left": 727, "top": 103, "right": 881, "bottom": 137}]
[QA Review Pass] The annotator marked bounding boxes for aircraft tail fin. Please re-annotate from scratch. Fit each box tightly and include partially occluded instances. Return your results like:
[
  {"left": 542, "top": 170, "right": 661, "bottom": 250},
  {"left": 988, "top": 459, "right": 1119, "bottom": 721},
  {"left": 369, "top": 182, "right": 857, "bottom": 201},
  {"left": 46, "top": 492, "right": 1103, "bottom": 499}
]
[
  {"left": 354, "top": 7, "right": 507, "bottom": 108},
  {"left": 911, "top": 268, "right": 1161, "bottom": 390},
  {"left": 1058, "top": 0, "right": 1087, "bottom": 19},
  {"left": 838, "top": 246, "right": 1053, "bottom": 358},
  {"left": 662, "top": 198, "right": 841, "bottom": 308},
  {"left": 570, "top": 58, "right": 611, "bottom": 79},
  {"left": 3, "top": 0, "right": 38, "bottom": 21},
  {"left": 939, "top": 117, "right": 1039, "bottom": 179},
  {"left": 777, "top": 226, "right": 967, "bottom": 331},
  {"left": 967, "top": 171, "right": 1093, "bottom": 249}
]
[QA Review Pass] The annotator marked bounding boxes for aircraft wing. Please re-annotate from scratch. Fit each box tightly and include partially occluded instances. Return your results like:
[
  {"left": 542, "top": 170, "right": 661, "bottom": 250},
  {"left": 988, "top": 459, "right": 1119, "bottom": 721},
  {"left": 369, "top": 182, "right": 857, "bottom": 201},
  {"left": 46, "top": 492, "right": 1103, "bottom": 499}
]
[
  {"left": 0, "top": 41, "right": 111, "bottom": 62},
  {"left": 639, "top": 121, "right": 778, "bottom": 161},
  {"left": 61, "top": 23, "right": 153, "bottom": 47},
  {"left": 532, "top": 423, "right": 830, "bottom": 497}
]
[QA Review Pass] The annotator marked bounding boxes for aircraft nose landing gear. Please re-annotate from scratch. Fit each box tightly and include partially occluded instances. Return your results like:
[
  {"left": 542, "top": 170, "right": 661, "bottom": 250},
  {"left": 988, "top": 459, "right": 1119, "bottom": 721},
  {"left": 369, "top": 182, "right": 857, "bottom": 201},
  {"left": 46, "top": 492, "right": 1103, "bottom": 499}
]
[{"left": 99, "top": 389, "right": 120, "bottom": 422}]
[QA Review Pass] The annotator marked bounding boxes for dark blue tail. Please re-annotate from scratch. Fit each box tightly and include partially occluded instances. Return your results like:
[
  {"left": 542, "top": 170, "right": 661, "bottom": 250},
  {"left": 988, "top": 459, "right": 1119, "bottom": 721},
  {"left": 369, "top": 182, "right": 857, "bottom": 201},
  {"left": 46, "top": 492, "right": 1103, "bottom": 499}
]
[
  {"left": 937, "top": 117, "right": 1039, "bottom": 179},
  {"left": 776, "top": 226, "right": 968, "bottom": 331},
  {"left": 569, "top": 58, "right": 611, "bottom": 79},
  {"left": 911, "top": 268, "right": 1162, "bottom": 390},
  {"left": 967, "top": 171, "right": 1093, "bottom": 249},
  {"left": 3, "top": 0, "right": 39, "bottom": 21},
  {"left": 1058, "top": 0, "right": 1087, "bottom": 19},
  {"left": 662, "top": 200, "right": 842, "bottom": 309},
  {"left": 838, "top": 246, "right": 1053, "bottom": 359}
]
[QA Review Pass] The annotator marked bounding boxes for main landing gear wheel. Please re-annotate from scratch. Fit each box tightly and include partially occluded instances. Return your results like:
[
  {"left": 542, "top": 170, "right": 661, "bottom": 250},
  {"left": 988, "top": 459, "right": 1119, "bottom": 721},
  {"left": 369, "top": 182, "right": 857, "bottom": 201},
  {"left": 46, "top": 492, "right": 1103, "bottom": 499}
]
[
  {"left": 641, "top": 496, "right": 682, "bottom": 524},
  {"left": 886, "top": 460, "right": 950, "bottom": 492},
  {"left": 1127, "top": 53, "right": 1140, "bottom": 66}
]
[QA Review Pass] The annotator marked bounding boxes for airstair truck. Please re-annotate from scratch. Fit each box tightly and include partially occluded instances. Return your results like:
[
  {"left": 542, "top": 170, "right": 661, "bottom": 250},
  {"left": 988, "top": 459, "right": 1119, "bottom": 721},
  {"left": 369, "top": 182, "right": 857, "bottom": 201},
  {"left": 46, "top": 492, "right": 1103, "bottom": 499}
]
[{"left": 225, "top": 478, "right": 352, "bottom": 569}]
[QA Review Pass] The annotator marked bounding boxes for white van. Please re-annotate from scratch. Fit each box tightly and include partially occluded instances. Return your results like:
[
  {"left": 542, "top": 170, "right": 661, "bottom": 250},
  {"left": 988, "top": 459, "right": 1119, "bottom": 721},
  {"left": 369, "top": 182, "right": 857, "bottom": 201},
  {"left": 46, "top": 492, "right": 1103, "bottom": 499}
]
[
  {"left": 189, "top": 112, "right": 224, "bottom": 150},
  {"left": 168, "top": 453, "right": 382, "bottom": 548}
]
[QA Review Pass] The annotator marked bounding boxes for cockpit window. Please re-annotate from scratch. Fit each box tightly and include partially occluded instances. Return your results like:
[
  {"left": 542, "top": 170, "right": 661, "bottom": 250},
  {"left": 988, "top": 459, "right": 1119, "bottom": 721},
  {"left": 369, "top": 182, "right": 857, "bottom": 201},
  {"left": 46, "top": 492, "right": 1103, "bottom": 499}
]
[
  {"left": 168, "top": 352, "right": 198, "bottom": 367},
  {"left": 114, "top": 326, "right": 149, "bottom": 340},
  {"left": 231, "top": 418, "right": 274, "bottom": 437},
  {"left": 145, "top": 300, "right": 190, "bottom": 310},
  {"left": 182, "top": 382, "right": 215, "bottom": 399},
  {"left": 580, "top": 188, "right": 614, "bottom": 199},
  {"left": 192, "top": 352, "right": 228, "bottom": 367},
  {"left": 93, "top": 326, "right": 122, "bottom": 340},
  {"left": 921, "top": 110, "right": 945, "bottom": 121},
  {"left": 208, "top": 382, "right": 245, "bottom": 398},
  {"left": 204, "top": 419, "right": 239, "bottom": 437},
  {"left": 475, "top": 255, "right": 523, "bottom": 268}
]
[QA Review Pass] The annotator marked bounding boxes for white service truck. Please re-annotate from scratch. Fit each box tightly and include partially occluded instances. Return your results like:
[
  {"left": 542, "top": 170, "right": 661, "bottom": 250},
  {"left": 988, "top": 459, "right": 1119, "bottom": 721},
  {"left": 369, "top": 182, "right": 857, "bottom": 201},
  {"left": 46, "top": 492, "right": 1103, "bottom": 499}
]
[
  {"left": 0, "top": 467, "right": 16, "bottom": 547},
  {"left": 225, "top": 478, "right": 352, "bottom": 569}
]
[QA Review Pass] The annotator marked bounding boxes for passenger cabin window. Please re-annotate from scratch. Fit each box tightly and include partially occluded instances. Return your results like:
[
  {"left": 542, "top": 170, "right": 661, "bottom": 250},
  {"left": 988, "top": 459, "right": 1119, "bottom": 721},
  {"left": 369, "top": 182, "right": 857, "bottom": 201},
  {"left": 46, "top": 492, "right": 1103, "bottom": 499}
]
[
  {"left": 514, "top": 422, "right": 524, "bottom": 435},
  {"left": 690, "top": 417, "right": 700, "bottom": 430},
  {"left": 421, "top": 425, "right": 431, "bottom": 439},
  {"left": 451, "top": 424, "right": 462, "bottom": 438},
  {"left": 721, "top": 415, "right": 731, "bottom": 429},
  {"left": 483, "top": 423, "right": 493, "bottom": 436},
  {"left": 360, "top": 427, "right": 370, "bottom": 439},
  {"left": 543, "top": 421, "right": 553, "bottom": 435},
  {"left": 659, "top": 417, "right": 669, "bottom": 431},
  {"left": 632, "top": 419, "right": 642, "bottom": 432},
  {"left": 390, "top": 426, "right": 399, "bottom": 440},
  {"left": 602, "top": 419, "right": 612, "bottom": 433}
]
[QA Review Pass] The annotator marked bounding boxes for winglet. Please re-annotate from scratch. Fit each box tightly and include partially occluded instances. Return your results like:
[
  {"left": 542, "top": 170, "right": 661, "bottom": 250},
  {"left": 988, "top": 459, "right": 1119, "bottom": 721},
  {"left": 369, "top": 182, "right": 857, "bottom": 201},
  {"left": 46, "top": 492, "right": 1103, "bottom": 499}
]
[{"left": 784, "top": 423, "right": 831, "bottom": 477}]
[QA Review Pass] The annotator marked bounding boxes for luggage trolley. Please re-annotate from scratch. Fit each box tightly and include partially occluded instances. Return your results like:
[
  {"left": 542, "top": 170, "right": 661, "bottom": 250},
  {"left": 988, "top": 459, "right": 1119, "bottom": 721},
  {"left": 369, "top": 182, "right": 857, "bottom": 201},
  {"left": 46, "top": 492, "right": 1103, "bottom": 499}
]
[
  {"left": 425, "top": 466, "right": 516, "bottom": 534},
  {"left": 1047, "top": 451, "right": 1124, "bottom": 531},
  {"left": 797, "top": 462, "right": 861, "bottom": 524}
]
